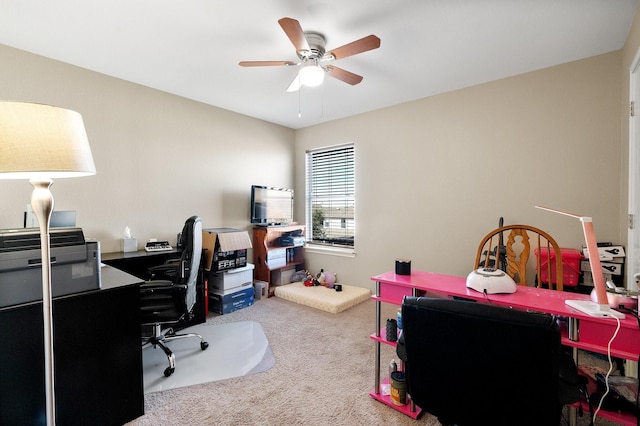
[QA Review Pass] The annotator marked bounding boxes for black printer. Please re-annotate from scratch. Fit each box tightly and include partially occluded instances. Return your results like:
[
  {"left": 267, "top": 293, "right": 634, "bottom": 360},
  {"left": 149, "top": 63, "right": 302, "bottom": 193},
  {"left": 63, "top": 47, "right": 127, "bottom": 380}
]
[{"left": 0, "top": 227, "right": 101, "bottom": 308}]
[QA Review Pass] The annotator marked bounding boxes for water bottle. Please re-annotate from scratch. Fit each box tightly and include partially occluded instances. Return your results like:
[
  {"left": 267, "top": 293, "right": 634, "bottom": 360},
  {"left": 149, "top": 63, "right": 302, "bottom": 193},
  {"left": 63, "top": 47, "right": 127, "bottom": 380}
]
[
  {"left": 397, "top": 309, "right": 402, "bottom": 331},
  {"left": 389, "top": 359, "right": 398, "bottom": 377}
]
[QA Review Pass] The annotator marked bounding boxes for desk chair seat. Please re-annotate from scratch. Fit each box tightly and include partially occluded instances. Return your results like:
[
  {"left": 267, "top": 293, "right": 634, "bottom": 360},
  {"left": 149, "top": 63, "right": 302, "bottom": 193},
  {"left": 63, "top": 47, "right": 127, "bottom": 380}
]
[{"left": 140, "top": 216, "right": 209, "bottom": 377}]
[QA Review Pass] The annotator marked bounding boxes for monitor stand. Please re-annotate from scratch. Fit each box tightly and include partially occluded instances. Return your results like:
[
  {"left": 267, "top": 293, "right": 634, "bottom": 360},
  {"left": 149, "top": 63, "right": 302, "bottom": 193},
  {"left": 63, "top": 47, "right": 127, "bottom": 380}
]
[{"left": 565, "top": 300, "right": 625, "bottom": 319}]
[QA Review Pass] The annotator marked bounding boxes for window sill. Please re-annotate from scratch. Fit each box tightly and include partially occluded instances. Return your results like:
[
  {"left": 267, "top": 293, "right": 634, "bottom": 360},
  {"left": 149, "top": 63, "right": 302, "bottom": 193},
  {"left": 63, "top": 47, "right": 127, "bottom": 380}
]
[{"left": 305, "top": 244, "right": 356, "bottom": 258}]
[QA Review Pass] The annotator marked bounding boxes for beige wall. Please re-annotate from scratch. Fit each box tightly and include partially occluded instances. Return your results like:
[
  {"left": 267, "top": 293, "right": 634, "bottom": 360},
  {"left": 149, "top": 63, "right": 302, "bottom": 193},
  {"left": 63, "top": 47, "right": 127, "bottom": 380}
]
[
  {"left": 0, "top": 33, "right": 635, "bottom": 291},
  {"left": 296, "top": 51, "right": 625, "bottom": 290},
  {"left": 0, "top": 44, "right": 295, "bottom": 253}
]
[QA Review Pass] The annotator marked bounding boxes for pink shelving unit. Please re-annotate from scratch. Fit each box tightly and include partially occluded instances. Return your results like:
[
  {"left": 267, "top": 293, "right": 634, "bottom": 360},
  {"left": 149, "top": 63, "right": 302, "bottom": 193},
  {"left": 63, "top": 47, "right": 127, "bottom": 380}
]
[{"left": 370, "top": 270, "right": 640, "bottom": 424}]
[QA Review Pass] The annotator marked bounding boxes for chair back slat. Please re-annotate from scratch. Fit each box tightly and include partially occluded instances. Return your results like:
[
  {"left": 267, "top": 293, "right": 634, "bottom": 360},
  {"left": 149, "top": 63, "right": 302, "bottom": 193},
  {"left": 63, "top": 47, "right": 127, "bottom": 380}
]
[{"left": 475, "top": 224, "right": 564, "bottom": 290}]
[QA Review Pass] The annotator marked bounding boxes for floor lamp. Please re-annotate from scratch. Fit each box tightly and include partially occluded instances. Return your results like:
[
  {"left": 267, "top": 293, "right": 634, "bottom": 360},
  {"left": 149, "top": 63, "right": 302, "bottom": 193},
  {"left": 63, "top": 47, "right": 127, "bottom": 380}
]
[{"left": 0, "top": 102, "right": 96, "bottom": 426}]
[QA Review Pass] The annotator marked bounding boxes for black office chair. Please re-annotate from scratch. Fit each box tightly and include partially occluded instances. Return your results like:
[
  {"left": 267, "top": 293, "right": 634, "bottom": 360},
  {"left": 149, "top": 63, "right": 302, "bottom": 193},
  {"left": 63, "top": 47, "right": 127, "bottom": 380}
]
[
  {"left": 140, "top": 216, "right": 209, "bottom": 377},
  {"left": 396, "top": 297, "right": 580, "bottom": 426}
]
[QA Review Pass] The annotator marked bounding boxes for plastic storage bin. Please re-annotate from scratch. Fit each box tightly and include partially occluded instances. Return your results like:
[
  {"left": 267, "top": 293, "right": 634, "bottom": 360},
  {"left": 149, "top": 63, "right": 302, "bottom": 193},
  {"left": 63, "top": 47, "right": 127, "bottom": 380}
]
[{"left": 534, "top": 247, "right": 582, "bottom": 287}]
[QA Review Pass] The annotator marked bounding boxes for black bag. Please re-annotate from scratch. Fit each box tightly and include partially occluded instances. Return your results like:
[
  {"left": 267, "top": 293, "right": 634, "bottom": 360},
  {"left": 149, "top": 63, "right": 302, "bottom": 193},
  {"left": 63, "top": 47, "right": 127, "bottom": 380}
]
[{"left": 558, "top": 350, "right": 581, "bottom": 405}]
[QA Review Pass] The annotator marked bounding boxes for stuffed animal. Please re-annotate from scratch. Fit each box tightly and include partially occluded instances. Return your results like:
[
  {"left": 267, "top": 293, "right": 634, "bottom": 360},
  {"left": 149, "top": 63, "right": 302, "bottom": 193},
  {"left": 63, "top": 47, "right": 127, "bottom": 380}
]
[
  {"left": 291, "top": 270, "right": 308, "bottom": 283},
  {"left": 323, "top": 271, "right": 337, "bottom": 287},
  {"left": 301, "top": 269, "right": 338, "bottom": 288},
  {"left": 316, "top": 269, "right": 337, "bottom": 288},
  {"left": 317, "top": 270, "right": 326, "bottom": 286},
  {"left": 303, "top": 271, "right": 318, "bottom": 287}
]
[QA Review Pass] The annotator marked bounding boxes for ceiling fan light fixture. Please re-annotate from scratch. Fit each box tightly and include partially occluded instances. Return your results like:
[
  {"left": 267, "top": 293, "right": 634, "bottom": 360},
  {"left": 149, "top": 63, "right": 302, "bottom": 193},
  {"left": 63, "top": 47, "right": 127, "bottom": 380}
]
[{"left": 299, "top": 64, "right": 325, "bottom": 87}]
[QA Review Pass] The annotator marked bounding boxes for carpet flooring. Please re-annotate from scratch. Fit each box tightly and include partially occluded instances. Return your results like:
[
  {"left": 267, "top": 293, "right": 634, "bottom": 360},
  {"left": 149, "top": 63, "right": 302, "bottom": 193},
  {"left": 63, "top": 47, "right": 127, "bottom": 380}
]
[
  {"left": 142, "top": 321, "right": 274, "bottom": 394},
  {"left": 128, "top": 297, "right": 624, "bottom": 426}
]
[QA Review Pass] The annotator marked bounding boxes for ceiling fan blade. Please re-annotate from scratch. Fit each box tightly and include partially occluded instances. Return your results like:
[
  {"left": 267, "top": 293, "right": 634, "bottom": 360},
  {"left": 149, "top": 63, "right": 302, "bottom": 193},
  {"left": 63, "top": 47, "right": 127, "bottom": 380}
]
[
  {"left": 286, "top": 75, "right": 301, "bottom": 92},
  {"left": 326, "top": 35, "right": 381, "bottom": 60},
  {"left": 326, "top": 66, "right": 363, "bottom": 85},
  {"left": 239, "top": 61, "right": 296, "bottom": 67},
  {"left": 278, "top": 17, "right": 310, "bottom": 52}
]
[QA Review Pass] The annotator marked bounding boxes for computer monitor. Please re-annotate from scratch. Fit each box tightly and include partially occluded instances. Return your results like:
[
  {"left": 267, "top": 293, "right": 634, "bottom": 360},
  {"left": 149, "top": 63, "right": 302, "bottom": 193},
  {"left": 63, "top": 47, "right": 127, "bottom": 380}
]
[
  {"left": 24, "top": 207, "right": 76, "bottom": 228},
  {"left": 50, "top": 211, "right": 76, "bottom": 228},
  {"left": 535, "top": 205, "right": 624, "bottom": 319}
]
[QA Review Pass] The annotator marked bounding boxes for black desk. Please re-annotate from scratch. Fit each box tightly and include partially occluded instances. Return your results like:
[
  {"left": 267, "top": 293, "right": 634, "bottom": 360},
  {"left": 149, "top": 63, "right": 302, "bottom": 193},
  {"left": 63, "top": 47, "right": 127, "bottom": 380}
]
[
  {"left": 0, "top": 266, "right": 144, "bottom": 426},
  {"left": 102, "top": 249, "right": 207, "bottom": 328},
  {"left": 102, "top": 248, "right": 182, "bottom": 278}
]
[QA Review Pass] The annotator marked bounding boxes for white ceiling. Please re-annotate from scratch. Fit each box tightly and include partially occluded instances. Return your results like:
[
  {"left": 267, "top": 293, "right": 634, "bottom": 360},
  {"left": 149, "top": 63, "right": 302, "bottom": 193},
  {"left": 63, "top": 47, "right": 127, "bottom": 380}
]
[{"left": 0, "top": 0, "right": 638, "bottom": 129}]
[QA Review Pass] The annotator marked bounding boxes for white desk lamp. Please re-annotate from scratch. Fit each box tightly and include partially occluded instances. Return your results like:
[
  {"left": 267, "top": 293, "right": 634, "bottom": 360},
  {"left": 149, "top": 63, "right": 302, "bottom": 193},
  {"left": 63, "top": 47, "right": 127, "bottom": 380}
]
[
  {"left": 0, "top": 101, "right": 96, "bottom": 425},
  {"left": 535, "top": 205, "right": 624, "bottom": 319}
]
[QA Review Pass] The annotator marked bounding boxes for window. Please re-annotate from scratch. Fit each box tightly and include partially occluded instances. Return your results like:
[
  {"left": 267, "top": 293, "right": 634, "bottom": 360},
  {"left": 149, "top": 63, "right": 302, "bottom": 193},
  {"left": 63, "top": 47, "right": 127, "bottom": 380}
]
[{"left": 305, "top": 143, "right": 355, "bottom": 249}]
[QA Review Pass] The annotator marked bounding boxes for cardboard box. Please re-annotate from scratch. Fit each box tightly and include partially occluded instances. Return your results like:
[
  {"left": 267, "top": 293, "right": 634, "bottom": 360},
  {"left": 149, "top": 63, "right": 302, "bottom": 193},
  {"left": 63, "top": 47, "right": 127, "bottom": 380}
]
[
  {"left": 581, "top": 259, "right": 624, "bottom": 287},
  {"left": 202, "top": 228, "right": 252, "bottom": 271},
  {"left": 208, "top": 263, "right": 254, "bottom": 292},
  {"left": 271, "top": 268, "right": 295, "bottom": 286},
  {"left": 581, "top": 245, "right": 625, "bottom": 263},
  {"left": 266, "top": 247, "right": 286, "bottom": 269},
  {"left": 580, "top": 259, "right": 623, "bottom": 276},
  {"left": 208, "top": 286, "right": 254, "bottom": 315}
]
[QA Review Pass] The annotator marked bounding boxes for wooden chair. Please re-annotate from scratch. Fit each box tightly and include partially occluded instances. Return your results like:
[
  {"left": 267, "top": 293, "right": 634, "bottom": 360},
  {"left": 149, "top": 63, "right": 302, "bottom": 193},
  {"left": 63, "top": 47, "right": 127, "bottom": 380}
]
[{"left": 474, "top": 224, "right": 565, "bottom": 290}]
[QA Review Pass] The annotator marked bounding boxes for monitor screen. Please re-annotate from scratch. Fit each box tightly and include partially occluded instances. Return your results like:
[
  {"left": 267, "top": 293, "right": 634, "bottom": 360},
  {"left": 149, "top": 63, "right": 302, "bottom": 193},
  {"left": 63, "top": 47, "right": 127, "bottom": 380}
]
[
  {"left": 24, "top": 210, "right": 76, "bottom": 228},
  {"left": 250, "top": 185, "right": 293, "bottom": 226}
]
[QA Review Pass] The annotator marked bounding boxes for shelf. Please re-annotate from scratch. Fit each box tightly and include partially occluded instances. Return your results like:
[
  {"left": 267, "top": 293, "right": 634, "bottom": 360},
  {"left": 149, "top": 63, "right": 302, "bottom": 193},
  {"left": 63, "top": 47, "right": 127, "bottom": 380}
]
[
  {"left": 268, "top": 260, "right": 305, "bottom": 272},
  {"left": 370, "top": 330, "right": 399, "bottom": 348},
  {"left": 371, "top": 270, "right": 640, "bottom": 426},
  {"left": 371, "top": 294, "right": 403, "bottom": 306},
  {"left": 369, "top": 378, "right": 422, "bottom": 419},
  {"left": 570, "top": 400, "right": 637, "bottom": 426},
  {"left": 267, "top": 244, "right": 304, "bottom": 250},
  {"left": 253, "top": 225, "right": 305, "bottom": 297},
  {"left": 560, "top": 329, "right": 639, "bottom": 361}
]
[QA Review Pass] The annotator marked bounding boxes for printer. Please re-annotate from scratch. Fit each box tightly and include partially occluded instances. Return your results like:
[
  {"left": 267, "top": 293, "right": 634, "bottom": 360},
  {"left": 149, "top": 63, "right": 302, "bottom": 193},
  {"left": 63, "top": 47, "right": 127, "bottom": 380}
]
[{"left": 0, "top": 227, "right": 101, "bottom": 308}]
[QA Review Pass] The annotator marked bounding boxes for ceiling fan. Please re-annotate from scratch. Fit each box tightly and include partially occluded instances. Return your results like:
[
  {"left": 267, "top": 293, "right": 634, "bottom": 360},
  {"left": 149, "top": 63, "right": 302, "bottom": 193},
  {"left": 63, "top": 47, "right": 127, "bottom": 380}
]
[{"left": 239, "top": 17, "right": 381, "bottom": 92}]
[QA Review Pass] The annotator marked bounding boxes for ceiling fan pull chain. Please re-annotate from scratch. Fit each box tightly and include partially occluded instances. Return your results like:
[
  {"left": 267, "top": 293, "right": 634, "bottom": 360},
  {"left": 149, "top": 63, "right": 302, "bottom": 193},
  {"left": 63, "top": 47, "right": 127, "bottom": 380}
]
[{"left": 320, "top": 81, "right": 324, "bottom": 120}]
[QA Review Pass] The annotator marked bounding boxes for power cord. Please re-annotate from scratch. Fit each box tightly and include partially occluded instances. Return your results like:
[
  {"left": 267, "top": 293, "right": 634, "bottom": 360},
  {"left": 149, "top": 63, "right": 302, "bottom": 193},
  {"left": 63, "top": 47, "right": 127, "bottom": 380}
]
[{"left": 592, "top": 314, "right": 622, "bottom": 424}]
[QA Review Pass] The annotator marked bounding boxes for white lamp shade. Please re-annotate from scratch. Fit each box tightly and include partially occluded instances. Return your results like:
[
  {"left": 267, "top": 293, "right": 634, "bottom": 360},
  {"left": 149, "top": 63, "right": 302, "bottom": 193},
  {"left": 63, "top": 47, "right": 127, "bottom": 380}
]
[
  {"left": 0, "top": 101, "right": 96, "bottom": 180},
  {"left": 299, "top": 64, "right": 325, "bottom": 87}
]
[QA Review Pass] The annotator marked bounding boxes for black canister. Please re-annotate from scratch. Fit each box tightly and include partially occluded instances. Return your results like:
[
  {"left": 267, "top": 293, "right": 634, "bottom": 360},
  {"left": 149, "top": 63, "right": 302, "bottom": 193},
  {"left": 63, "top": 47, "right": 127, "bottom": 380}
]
[
  {"left": 395, "top": 259, "right": 411, "bottom": 275},
  {"left": 386, "top": 318, "right": 398, "bottom": 342}
]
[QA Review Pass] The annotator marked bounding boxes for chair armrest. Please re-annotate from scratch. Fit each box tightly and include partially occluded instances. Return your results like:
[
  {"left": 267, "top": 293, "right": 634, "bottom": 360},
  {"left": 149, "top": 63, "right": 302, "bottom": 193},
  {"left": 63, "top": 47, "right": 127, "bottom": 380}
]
[
  {"left": 147, "top": 261, "right": 180, "bottom": 279},
  {"left": 140, "top": 281, "right": 188, "bottom": 296},
  {"left": 140, "top": 280, "right": 175, "bottom": 296},
  {"left": 140, "top": 280, "right": 173, "bottom": 290}
]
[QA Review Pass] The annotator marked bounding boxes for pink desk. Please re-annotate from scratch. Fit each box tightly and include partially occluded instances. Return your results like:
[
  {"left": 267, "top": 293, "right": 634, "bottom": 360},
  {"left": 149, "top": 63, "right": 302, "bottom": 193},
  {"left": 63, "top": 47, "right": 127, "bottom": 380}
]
[{"left": 370, "top": 270, "right": 640, "bottom": 424}]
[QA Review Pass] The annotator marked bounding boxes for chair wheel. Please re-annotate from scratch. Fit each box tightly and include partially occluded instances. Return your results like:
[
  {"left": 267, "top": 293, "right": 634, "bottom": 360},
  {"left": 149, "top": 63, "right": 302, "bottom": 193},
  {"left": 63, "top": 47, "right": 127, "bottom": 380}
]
[
  {"left": 201, "top": 341, "right": 209, "bottom": 350},
  {"left": 164, "top": 367, "right": 175, "bottom": 377}
]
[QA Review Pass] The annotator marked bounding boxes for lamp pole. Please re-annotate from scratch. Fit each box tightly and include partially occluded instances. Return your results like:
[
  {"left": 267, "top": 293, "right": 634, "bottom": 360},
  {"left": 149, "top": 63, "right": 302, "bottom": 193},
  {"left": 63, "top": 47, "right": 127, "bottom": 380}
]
[{"left": 30, "top": 178, "right": 56, "bottom": 425}]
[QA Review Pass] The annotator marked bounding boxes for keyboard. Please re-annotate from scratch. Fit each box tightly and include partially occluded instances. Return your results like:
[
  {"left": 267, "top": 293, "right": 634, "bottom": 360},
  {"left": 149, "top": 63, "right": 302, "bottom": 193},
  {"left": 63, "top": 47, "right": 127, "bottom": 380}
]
[{"left": 144, "top": 241, "right": 173, "bottom": 252}]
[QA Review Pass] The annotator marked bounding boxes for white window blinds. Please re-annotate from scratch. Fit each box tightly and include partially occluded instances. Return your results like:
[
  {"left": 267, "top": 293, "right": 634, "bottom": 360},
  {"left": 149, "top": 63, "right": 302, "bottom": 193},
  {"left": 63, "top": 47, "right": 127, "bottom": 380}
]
[{"left": 305, "top": 144, "right": 355, "bottom": 247}]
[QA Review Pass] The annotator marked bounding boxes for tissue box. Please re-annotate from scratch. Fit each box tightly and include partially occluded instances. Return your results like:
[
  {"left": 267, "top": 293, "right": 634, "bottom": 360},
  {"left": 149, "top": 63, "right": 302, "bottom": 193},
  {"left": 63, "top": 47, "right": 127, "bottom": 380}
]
[{"left": 121, "top": 237, "right": 137, "bottom": 253}]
